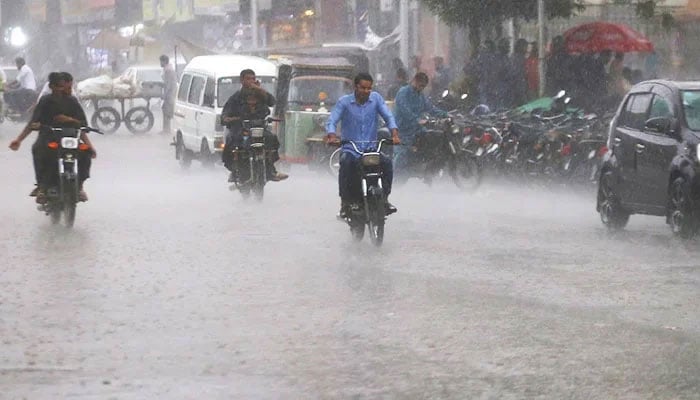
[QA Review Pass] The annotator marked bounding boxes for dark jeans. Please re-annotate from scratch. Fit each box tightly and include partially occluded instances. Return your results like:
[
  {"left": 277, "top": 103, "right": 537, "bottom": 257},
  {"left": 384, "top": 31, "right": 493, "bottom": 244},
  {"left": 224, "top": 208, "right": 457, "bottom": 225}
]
[
  {"left": 32, "top": 136, "right": 91, "bottom": 188},
  {"left": 222, "top": 130, "right": 280, "bottom": 176},
  {"left": 338, "top": 151, "right": 393, "bottom": 202}
]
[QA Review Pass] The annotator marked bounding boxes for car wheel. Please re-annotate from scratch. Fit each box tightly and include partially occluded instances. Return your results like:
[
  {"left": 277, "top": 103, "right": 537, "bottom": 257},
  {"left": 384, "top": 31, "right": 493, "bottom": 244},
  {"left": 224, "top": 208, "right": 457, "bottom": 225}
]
[
  {"left": 668, "top": 177, "right": 698, "bottom": 238},
  {"left": 597, "top": 170, "right": 630, "bottom": 230}
]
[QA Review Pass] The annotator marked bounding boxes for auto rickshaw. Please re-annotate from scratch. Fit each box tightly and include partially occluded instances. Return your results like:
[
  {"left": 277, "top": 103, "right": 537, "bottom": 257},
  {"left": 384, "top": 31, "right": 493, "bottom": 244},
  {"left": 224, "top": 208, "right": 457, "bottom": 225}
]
[{"left": 272, "top": 56, "right": 355, "bottom": 173}]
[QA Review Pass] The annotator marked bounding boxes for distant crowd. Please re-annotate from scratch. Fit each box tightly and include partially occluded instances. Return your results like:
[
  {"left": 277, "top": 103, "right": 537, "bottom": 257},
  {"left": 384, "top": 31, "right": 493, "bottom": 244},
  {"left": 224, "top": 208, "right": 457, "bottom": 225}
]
[{"left": 384, "top": 35, "right": 659, "bottom": 114}]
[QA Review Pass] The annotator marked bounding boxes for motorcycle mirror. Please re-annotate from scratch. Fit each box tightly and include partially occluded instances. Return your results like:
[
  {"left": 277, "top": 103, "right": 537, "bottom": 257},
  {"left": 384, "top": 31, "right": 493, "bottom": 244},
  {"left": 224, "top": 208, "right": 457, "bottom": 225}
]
[
  {"left": 564, "top": 97, "right": 571, "bottom": 104},
  {"left": 441, "top": 89, "right": 449, "bottom": 98},
  {"left": 555, "top": 90, "right": 566, "bottom": 99},
  {"left": 460, "top": 93, "right": 468, "bottom": 100}
]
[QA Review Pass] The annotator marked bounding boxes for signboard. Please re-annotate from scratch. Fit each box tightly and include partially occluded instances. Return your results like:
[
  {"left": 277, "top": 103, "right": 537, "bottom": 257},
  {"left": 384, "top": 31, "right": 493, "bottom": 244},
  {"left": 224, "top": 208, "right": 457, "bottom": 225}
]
[
  {"left": 144, "top": 0, "right": 195, "bottom": 21},
  {"left": 193, "top": 0, "right": 239, "bottom": 15},
  {"left": 61, "top": 0, "right": 115, "bottom": 24},
  {"left": 27, "top": 0, "right": 47, "bottom": 22}
]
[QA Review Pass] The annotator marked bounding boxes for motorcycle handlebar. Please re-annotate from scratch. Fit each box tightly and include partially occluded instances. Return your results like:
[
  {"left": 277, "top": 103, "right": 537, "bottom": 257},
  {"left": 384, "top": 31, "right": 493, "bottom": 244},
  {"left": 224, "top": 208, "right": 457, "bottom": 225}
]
[{"left": 44, "top": 126, "right": 103, "bottom": 134}]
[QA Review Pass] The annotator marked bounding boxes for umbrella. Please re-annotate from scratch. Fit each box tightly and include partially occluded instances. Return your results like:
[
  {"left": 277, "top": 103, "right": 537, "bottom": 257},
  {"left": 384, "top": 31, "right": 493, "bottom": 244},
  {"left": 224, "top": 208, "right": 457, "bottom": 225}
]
[{"left": 563, "top": 22, "right": 654, "bottom": 53}]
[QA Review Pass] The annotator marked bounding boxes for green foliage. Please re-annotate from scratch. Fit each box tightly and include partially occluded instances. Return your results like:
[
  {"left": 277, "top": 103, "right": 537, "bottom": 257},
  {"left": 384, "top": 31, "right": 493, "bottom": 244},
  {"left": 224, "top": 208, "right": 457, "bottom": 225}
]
[{"left": 419, "top": 0, "right": 587, "bottom": 26}]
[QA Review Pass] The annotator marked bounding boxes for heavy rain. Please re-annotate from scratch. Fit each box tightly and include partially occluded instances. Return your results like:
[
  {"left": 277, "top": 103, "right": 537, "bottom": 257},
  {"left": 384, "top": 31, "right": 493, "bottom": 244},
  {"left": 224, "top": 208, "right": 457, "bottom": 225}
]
[{"left": 1, "top": 0, "right": 699, "bottom": 398}]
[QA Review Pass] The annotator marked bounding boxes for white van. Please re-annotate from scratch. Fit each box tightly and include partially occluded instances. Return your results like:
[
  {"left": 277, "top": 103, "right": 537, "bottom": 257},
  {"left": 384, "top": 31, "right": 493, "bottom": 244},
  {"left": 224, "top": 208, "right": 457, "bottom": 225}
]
[{"left": 173, "top": 55, "right": 278, "bottom": 167}]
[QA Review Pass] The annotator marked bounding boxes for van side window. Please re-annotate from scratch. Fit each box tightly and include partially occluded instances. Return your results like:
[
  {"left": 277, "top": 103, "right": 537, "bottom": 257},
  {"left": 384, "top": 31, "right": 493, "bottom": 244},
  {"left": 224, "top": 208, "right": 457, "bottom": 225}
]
[
  {"left": 188, "top": 76, "right": 205, "bottom": 105},
  {"left": 178, "top": 74, "right": 192, "bottom": 102},
  {"left": 203, "top": 77, "right": 215, "bottom": 108},
  {"left": 620, "top": 93, "right": 652, "bottom": 130}
]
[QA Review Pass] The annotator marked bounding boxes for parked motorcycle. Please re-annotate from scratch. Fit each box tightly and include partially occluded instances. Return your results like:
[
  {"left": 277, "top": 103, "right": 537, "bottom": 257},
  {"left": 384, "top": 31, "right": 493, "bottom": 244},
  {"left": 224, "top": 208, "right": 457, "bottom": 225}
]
[
  {"left": 395, "top": 115, "right": 481, "bottom": 191},
  {"left": 228, "top": 117, "right": 279, "bottom": 201},
  {"left": 39, "top": 126, "right": 102, "bottom": 227},
  {"left": 339, "top": 140, "right": 394, "bottom": 246}
]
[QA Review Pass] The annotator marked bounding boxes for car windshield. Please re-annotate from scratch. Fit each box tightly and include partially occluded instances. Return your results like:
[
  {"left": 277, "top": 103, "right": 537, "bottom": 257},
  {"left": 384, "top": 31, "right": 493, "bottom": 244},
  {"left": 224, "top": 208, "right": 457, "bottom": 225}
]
[
  {"left": 287, "top": 76, "right": 352, "bottom": 111},
  {"left": 683, "top": 90, "right": 700, "bottom": 131},
  {"left": 217, "top": 76, "right": 276, "bottom": 108}
]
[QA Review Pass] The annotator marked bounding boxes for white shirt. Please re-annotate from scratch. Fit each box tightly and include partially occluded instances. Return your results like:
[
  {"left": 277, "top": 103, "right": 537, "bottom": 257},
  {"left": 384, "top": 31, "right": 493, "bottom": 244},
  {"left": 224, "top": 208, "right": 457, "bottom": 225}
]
[{"left": 16, "top": 65, "right": 36, "bottom": 90}]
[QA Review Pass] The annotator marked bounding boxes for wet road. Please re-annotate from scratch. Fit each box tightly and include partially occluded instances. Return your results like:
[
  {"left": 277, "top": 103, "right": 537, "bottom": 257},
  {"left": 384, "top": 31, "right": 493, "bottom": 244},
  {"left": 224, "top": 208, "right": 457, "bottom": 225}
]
[{"left": 0, "top": 123, "right": 698, "bottom": 399}]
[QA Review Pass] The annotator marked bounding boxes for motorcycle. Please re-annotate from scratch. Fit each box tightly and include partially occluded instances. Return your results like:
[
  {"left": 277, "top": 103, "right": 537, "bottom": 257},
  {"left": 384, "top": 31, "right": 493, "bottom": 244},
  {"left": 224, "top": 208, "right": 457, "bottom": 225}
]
[
  {"left": 395, "top": 115, "right": 481, "bottom": 191},
  {"left": 228, "top": 117, "right": 280, "bottom": 201},
  {"left": 39, "top": 126, "right": 102, "bottom": 227},
  {"left": 339, "top": 140, "right": 394, "bottom": 247},
  {"left": 0, "top": 87, "right": 37, "bottom": 123}
]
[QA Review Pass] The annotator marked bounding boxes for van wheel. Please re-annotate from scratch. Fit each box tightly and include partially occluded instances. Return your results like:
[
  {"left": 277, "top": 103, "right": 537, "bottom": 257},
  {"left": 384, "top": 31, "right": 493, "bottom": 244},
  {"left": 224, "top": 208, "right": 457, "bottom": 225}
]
[
  {"left": 668, "top": 177, "right": 698, "bottom": 238},
  {"left": 598, "top": 170, "right": 629, "bottom": 230},
  {"left": 176, "top": 135, "right": 191, "bottom": 169},
  {"left": 200, "top": 139, "right": 215, "bottom": 168}
]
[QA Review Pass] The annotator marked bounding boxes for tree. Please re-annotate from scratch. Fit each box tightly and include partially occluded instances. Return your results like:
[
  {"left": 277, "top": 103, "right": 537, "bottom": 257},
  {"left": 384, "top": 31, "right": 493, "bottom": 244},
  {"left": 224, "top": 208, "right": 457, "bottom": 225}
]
[{"left": 419, "top": 0, "right": 662, "bottom": 51}]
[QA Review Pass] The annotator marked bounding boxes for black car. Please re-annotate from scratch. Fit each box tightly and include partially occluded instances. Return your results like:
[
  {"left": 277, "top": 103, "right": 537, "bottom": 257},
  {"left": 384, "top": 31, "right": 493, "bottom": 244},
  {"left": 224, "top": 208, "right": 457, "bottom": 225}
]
[{"left": 597, "top": 79, "right": 700, "bottom": 237}]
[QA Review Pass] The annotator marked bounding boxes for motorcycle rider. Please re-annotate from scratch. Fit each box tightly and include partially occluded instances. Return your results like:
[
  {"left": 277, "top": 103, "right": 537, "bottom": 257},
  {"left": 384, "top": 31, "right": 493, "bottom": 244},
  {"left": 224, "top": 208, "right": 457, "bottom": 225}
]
[
  {"left": 393, "top": 72, "right": 447, "bottom": 171},
  {"left": 325, "top": 72, "right": 400, "bottom": 218},
  {"left": 222, "top": 87, "right": 272, "bottom": 177},
  {"left": 221, "top": 68, "right": 287, "bottom": 182},
  {"left": 3, "top": 57, "right": 37, "bottom": 117},
  {"left": 9, "top": 72, "right": 96, "bottom": 203}
]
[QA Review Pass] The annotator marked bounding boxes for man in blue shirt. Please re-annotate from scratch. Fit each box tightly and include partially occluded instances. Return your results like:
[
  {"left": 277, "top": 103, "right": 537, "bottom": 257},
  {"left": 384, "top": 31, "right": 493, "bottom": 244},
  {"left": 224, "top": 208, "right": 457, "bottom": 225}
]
[
  {"left": 326, "top": 72, "right": 400, "bottom": 217},
  {"left": 393, "top": 72, "right": 447, "bottom": 170}
]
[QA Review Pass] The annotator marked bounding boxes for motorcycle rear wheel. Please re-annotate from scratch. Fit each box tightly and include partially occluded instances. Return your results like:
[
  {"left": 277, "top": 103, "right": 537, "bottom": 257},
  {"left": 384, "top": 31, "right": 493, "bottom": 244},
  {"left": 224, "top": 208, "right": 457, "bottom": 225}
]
[
  {"left": 350, "top": 220, "right": 365, "bottom": 242},
  {"left": 50, "top": 207, "right": 61, "bottom": 225}
]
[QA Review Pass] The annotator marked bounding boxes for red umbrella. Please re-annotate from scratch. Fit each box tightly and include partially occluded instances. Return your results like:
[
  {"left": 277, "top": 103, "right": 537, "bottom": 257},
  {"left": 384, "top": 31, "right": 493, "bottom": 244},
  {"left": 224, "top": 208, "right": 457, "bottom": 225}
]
[{"left": 563, "top": 22, "right": 654, "bottom": 53}]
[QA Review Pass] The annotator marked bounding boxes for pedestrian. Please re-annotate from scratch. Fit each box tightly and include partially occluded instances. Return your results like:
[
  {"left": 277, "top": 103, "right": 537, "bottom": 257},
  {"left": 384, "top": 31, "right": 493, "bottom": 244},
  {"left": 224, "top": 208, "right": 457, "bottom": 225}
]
[
  {"left": 525, "top": 42, "right": 540, "bottom": 100},
  {"left": 159, "top": 54, "right": 177, "bottom": 135},
  {"left": 430, "top": 56, "right": 452, "bottom": 99},
  {"left": 509, "top": 38, "right": 529, "bottom": 107}
]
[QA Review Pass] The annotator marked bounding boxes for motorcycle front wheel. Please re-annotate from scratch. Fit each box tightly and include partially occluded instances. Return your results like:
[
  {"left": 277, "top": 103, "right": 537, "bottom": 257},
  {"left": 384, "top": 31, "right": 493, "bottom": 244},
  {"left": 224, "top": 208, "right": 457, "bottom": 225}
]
[
  {"left": 252, "top": 161, "right": 265, "bottom": 202},
  {"left": 450, "top": 155, "right": 481, "bottom": 192},
  {"left": 367, "top": 194, "right": 385, "bottom": 247},
  {"left": 63, "top": 180, "right": 78, "bottom": 228}
]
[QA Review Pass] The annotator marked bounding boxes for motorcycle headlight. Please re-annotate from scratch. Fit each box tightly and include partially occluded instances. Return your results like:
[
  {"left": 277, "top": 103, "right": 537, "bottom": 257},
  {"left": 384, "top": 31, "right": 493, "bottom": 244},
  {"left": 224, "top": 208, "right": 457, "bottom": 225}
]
[
  {"left": 361, "top": 153, "right": 381, "bottom": 167},
  {"left": 61, "top": 137, "right": 79, "bottom": 149},
  {"left": 250, "top": 128, "right": 264, "bottom": 138}
]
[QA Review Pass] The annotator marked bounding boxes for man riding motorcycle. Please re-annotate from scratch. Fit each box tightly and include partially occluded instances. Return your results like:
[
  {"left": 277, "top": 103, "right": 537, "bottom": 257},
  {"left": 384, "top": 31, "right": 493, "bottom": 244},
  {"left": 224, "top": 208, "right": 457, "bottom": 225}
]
[
  {"left": 221, "top": 68, "right": 288, "bottom": 182},
  {"left": 222, "top": 87, "right": 273, "bottom": 176},
  {"left": 325, "top": 72, "right": 400, "bottom": 217},
  {"left": 9, "top": 72, "right": 96, "bottom": 203},
  {"left": 393, "top": 72, "right": 447, "bottom": 171},
  {"left": 3, "top": 57, "right": 37, "bottom": 118}
]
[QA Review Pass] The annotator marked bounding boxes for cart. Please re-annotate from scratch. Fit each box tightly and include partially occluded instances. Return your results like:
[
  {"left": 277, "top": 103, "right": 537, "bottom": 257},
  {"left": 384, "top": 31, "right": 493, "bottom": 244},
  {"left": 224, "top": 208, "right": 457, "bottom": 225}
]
[{"left": 82, "top": 95, "right": 158, "bottom": 134}]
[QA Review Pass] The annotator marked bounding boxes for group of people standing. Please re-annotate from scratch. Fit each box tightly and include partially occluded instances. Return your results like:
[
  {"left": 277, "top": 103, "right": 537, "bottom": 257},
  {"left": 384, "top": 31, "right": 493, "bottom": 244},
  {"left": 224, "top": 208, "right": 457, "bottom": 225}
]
[{"left": 385, "top": 35, "right": 655, "bottom": 114}]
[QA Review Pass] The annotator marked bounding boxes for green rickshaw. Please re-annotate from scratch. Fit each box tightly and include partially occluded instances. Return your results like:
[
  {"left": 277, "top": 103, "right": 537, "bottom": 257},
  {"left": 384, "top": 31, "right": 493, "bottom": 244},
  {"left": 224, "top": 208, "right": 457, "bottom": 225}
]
[{"left": 272, "top": 57, "right": 355, "bottom": 172}]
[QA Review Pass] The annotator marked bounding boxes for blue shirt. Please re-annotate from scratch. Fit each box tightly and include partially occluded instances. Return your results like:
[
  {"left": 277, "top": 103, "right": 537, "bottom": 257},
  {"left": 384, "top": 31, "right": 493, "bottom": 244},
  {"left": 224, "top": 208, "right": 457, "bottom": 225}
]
[
  {"left": 326, "top": 91, "right": 398, "bottom": 154},
  {"left": 394, "top": 84, "right": 446, "bottom": 138}
]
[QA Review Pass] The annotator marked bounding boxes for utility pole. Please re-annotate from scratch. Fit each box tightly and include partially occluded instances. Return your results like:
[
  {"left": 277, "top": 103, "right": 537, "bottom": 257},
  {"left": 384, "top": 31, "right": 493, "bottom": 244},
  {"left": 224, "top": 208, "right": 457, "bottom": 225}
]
[
  {"left": 251, "top": 0, "right": 258, "bottom": 49},
  {"left": 400, "top": 0, "right": 408, "bottom": 66},
  {"left": 538, "top": 0, "right": 545, "bottom": 96}
]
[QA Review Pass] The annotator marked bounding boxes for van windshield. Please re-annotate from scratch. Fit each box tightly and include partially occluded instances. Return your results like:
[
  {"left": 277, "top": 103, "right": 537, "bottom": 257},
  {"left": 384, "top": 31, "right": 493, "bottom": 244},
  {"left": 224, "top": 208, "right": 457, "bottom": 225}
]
[
  {"left": 287, "top": 76, "right": 352, "bottom": 111},
  {"left": 683, "top": 90, "right": 700, "bottom": 131},
  {"left": 217, "top": 76, "right": 276, "bottom": 107}
]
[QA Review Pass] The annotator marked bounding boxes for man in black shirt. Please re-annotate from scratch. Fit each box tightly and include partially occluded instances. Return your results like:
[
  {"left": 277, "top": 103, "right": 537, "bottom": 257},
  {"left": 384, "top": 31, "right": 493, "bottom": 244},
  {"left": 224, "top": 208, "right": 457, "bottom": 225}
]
[
  {"left": 9, "top": 72, "right": 96, "bottom": 202},
  {"left": 221, "top": 68, "right": 287, "bottom": 182}
]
